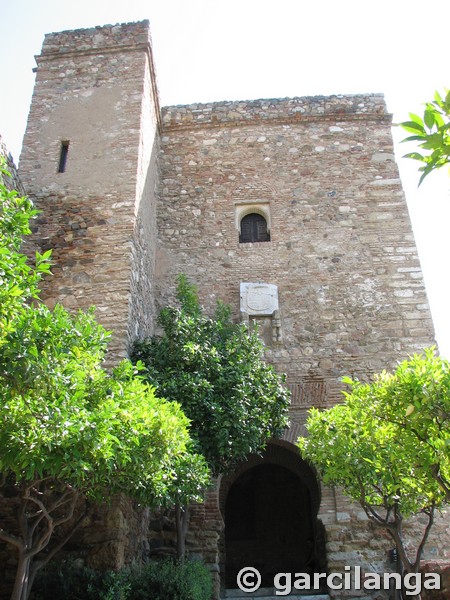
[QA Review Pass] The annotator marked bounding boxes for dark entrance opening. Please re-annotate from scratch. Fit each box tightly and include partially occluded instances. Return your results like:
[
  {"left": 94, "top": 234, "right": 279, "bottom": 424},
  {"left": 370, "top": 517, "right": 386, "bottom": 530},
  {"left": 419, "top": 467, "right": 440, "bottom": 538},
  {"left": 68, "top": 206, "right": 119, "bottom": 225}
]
[{"left": 225, "top": 462, "right": 322, "bottom": 589}]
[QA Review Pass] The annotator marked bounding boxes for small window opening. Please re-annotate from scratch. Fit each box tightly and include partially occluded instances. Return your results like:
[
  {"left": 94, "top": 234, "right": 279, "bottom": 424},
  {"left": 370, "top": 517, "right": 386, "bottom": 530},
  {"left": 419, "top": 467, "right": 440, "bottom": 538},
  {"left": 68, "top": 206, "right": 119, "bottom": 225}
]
[
  {"left": 58, "top": 141, "right": 70, "bottom": 173},
  {"left": 239, "top": 213, "right": 270, "bottom": 243}
]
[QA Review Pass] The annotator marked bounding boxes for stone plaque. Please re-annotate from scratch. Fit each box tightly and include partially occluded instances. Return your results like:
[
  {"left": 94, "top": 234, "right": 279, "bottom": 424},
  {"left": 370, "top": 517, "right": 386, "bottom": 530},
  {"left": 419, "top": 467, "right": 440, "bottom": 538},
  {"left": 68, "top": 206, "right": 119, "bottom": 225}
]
[{"left": 240, "top": 282, "right": 279, "bottom": 316}]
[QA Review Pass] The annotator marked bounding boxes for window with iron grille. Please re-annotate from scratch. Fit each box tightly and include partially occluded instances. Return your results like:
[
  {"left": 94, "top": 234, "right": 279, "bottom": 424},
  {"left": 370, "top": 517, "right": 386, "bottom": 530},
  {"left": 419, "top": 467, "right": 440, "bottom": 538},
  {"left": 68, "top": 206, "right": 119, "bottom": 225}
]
[{"left": 239, "top": 213, "right": 270, "bottom": 243}]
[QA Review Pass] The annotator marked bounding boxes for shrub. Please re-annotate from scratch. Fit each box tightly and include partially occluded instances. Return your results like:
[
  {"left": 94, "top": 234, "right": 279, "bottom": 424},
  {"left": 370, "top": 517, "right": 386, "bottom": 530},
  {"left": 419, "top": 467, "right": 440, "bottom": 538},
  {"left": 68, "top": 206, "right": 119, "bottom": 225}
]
[
  {"left": 32, "top": 560, "right": 109, "bottom": 600},
  {"left": 32, "top": 558, "right": 212, "bottom": 600},
  {"left": 124, "top": 559, "right": 212, "bottom": 600}
]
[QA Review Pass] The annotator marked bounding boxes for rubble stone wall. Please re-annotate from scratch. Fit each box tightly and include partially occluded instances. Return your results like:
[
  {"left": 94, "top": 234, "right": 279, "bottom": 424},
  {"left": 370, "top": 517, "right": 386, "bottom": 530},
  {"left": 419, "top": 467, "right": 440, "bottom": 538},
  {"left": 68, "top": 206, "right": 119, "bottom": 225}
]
[
  {"left": 157, "top": 94, "right": 435, "bottom": 406},
  {"left": 19, "top": 21, "right": 159, "bottom": 362},
  {"left": 156, "top": 95, "right": 448, "bottom": 597}
]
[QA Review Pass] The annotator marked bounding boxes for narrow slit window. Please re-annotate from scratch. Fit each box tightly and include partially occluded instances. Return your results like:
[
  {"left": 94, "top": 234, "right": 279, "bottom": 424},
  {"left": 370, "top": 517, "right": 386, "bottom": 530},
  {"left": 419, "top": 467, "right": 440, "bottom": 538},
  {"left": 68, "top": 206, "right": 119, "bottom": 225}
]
[{"left": 58, "top": 141, "right": 70, "bottom": 173}]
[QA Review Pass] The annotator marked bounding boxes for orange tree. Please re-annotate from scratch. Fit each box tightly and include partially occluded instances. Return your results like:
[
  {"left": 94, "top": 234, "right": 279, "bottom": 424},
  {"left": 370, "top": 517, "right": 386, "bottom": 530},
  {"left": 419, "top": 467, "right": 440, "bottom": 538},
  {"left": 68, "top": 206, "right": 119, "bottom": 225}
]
[
  {"left": 132, "top": 275, "right": 290, "bottom": 558},
  {"left": 0, "top": 164, "right": 209, "bottom": 600},
  {"left": 299, "top": 349, "right": 449, "bottom": 598}
]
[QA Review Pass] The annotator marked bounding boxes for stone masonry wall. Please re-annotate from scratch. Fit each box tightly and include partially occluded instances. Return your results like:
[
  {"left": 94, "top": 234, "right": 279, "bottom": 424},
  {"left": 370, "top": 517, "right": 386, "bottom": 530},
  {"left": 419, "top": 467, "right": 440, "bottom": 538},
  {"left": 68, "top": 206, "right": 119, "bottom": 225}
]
[
  {"left": 19, "top": 21, "right": 159, "bottom": 362},
  {"left": 157, "top": 93, "right": 435, "bottom": 407},
  {"left": 128, "top": 43, "right": 161, "bottom": 344},
  {"left": 156, "top": 94, "right": 448, "bottom": 597}
]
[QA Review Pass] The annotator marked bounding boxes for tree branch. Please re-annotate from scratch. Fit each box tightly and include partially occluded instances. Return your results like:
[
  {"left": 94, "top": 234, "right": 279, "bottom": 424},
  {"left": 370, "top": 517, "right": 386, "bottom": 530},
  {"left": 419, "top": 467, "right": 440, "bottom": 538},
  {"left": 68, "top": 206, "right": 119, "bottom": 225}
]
[
  {"left": 413, "top": 504, "right": 435, "bottom": 571},
  {"left": 431, "top": 465, "right": 450, "bottom": 502},
  {"left": 52, "top": 493, "right": 80, "bottom": 532},
  {"left": 29, "top": 502, "right": 91, "bottom": 591},
  {"left": 385, "top": 521, "right": 414, "bottom": 574},
  {"left": 0, "top": 527, "right": 23, "bottom": 549}
]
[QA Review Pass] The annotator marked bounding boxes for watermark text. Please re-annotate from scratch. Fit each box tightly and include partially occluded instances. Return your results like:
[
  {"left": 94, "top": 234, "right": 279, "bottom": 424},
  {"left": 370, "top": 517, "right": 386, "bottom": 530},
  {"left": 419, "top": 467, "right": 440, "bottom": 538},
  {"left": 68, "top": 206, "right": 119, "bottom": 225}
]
[{"left": 236, "top": 566, "right": 441, "bottom": 595}]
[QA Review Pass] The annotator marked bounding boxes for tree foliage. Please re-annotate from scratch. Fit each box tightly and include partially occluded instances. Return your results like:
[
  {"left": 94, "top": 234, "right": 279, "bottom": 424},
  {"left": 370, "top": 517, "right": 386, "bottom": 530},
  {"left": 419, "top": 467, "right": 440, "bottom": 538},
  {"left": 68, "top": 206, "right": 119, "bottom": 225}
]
[
  {"left": 132, "top": 275, "right": 290, "bottom": 558},
  {"left": 298, "top": 349, "right": 449, "bottom": 582},
  {"left": 0, "top": 162, "right": 51, "bottom": 347},
  {"left": 399, "top": 88, "right": 450, "bottom": 185},
  {"left": 339, "top": 349, "right": 449, "bottom": 502},
  {"left": 132, "top": 275, "right": 291, "bottom": 476},
  {"left": 0, "top": 164, "right": 209, "bottom": 600}
]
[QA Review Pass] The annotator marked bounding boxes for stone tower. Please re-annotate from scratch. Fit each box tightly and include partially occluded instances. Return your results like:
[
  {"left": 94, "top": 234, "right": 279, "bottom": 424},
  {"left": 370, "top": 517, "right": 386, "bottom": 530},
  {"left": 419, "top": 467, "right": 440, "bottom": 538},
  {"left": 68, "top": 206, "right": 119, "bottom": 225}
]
[
  {"left": 19, "top": 21, "right": 160, "bottom": 361},
  {"left": 14, "top": 20, "right": 448, "bottom": 599}
]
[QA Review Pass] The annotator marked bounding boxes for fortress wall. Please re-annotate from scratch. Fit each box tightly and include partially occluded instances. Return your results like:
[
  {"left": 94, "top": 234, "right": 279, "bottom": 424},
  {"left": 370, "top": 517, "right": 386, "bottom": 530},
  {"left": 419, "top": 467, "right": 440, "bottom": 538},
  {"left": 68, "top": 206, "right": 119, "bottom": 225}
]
[
  {"left": 19, "top": 21, "right": 159, "bottom": 361},
  {"left": 157, "top": 94, "right": 435, "bottom": 399},
  {"left": 156, "top": 96, "right": 448, "bottom": 595}
]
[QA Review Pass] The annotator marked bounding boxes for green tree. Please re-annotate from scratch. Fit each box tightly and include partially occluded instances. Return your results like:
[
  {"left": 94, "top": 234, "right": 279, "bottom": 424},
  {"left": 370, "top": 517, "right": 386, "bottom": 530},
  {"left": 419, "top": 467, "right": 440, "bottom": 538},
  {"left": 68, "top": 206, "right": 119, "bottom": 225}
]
[
  {"left": 399, "top": 88, "right": 450, "bottom": 185},
  {"left": 298, "top": 349, "right": 448, "bottom": 598},
  {"left": 132, "top": 275, "right": 290, "bottom": 558},
  {"left": 339, "top": 349, "right": 449, "bottom": 501},
  {"left": 0, "top": 165, "right": 209, "bottom": 600},
  {"left": 0, "top": 163, "right": 51, "bottom": 346}
]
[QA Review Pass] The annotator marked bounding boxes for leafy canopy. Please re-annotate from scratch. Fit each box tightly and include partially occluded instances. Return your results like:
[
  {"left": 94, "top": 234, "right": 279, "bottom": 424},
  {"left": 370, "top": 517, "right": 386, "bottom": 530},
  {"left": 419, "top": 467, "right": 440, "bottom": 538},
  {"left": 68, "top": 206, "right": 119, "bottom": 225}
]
[
  {"left": 340, "top": 348, "right": 449, "bottom": 502},
  {"left": 132, "top": 275, "right": 290, "bottom": 475},
  {"left": 399, "top": 88, "right": 450, "bottom": 185},
  {"left": 0, "top": 306, "right": 205, "bottom": 504},
  {"left": 0, "top": 162, "right": 207, "bottom": 506},
  {"left": 0, "top": 161, "right": 51, "bottom": 347},
  {"left": 299, "top": 348, "right": 448, "bottom": 517},
  {"left": 298, "top": 349, "right": 449, "bottom": 573}
]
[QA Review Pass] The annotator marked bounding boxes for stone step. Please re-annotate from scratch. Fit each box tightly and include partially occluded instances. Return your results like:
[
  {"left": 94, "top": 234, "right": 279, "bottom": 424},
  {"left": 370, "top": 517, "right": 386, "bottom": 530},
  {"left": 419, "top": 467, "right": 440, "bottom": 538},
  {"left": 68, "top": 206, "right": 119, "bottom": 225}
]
[{"left": 223, "top": 589, "right": 330, "bottom": 599}]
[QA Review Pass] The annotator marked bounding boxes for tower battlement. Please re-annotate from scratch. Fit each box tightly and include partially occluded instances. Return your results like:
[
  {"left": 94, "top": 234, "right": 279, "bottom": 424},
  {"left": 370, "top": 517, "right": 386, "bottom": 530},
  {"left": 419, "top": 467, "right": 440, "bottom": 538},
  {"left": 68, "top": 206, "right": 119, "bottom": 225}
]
[{"left": 38, "top": 20, "right": 152, "bottom": 59}]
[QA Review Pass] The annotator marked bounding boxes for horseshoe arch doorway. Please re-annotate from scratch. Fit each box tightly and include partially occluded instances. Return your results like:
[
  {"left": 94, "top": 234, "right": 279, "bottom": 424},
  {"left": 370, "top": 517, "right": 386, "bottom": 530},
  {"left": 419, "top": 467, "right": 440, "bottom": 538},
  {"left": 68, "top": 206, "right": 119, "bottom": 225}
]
[{"left": 220, "top": 443, "right": 327, "bottom": 591}]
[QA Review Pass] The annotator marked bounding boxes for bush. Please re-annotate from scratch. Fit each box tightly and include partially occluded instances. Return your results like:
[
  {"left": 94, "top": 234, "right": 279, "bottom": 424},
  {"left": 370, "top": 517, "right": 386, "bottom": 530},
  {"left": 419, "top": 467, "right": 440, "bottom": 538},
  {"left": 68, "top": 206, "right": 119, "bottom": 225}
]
[
  {"left": 32, "top": 560, "right": 110, "bottom": 600},
  {"left": 124, "top": 559, "right": 212, "bottom": 600},
  {"left": 32, "top": 558, "right": 212, "bottom": 600}
]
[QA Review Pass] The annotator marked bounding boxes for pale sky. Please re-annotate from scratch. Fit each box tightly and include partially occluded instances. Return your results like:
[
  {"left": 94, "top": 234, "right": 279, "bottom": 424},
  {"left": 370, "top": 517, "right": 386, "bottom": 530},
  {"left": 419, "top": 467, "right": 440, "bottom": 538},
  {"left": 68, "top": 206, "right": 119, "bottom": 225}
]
[{"left": 1, "top": 0, "right": 449, "bottom": 356}]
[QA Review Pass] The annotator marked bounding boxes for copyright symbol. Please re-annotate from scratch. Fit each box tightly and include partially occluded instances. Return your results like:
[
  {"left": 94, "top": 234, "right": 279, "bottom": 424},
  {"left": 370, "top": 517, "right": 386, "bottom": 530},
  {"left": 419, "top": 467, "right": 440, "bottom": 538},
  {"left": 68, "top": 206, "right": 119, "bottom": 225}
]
[{"left": 237, "top": 567, "right": 261, "bottom": 593}]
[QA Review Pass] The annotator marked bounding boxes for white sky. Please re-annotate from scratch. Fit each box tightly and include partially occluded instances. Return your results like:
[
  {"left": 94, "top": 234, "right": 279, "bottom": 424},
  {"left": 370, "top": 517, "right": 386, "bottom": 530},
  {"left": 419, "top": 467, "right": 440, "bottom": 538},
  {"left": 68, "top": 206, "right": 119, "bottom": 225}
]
[{"left": 1, "top": 0, "right": 449, "bottom": 356}]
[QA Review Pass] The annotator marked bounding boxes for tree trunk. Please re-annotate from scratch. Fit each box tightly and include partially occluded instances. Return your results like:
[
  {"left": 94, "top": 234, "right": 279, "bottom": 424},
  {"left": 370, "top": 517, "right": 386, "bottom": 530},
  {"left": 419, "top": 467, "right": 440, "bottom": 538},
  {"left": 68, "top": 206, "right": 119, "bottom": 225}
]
[
  {"left": 10, "top": 552, "right": 31, "bottom": 600},
  {"left": 175, "top": 503, "right": 189, "bottom": 563},
  {"left": 3, "top": 483, "right": 87, "bottom": 600}
]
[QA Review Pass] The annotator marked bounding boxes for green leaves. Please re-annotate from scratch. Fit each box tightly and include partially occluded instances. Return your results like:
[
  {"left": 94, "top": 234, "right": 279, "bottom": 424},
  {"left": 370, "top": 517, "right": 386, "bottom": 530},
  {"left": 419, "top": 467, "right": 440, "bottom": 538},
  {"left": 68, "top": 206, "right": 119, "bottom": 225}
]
[
  {"left": 0, "top": 163, "right": 209, "bottom": 507},
  {"left": 0, "top": 302, "right": 200, "bottom": 504},
  {"left": 399, "top": 88, "right": 450, "bottom": 186},
  {"left": 132, "top": 276, "right": 290, "bottom": 477},
  {"left": 299, "top": 347, "right": 449, "bottom": 516},
  {"left": 401, "top": 120, "right": 427, "bottom": 134}
]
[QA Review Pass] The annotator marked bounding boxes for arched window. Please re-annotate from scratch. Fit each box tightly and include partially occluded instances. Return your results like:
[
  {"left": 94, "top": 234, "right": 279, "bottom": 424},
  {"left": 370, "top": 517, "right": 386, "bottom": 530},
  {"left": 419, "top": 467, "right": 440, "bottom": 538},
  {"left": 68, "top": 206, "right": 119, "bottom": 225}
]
[{"left": 239, "top": 213, "right": 270, "bottom": 243}]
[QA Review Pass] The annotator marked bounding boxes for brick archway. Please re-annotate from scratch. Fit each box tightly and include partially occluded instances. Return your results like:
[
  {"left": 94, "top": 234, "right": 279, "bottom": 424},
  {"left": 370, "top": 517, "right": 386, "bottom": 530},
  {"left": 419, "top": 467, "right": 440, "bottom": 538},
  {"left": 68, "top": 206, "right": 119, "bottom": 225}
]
[{"left": 219, "top": 442, "right": 327, "bottom": 591}]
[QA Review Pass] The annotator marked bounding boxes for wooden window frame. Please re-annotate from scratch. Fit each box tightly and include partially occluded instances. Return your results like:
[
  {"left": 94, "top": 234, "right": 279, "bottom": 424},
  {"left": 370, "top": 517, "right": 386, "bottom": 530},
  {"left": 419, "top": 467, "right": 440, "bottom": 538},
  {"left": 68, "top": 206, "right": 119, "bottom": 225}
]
[{"left": 239, "top": 213, "right": 270, "bottom": 243}]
